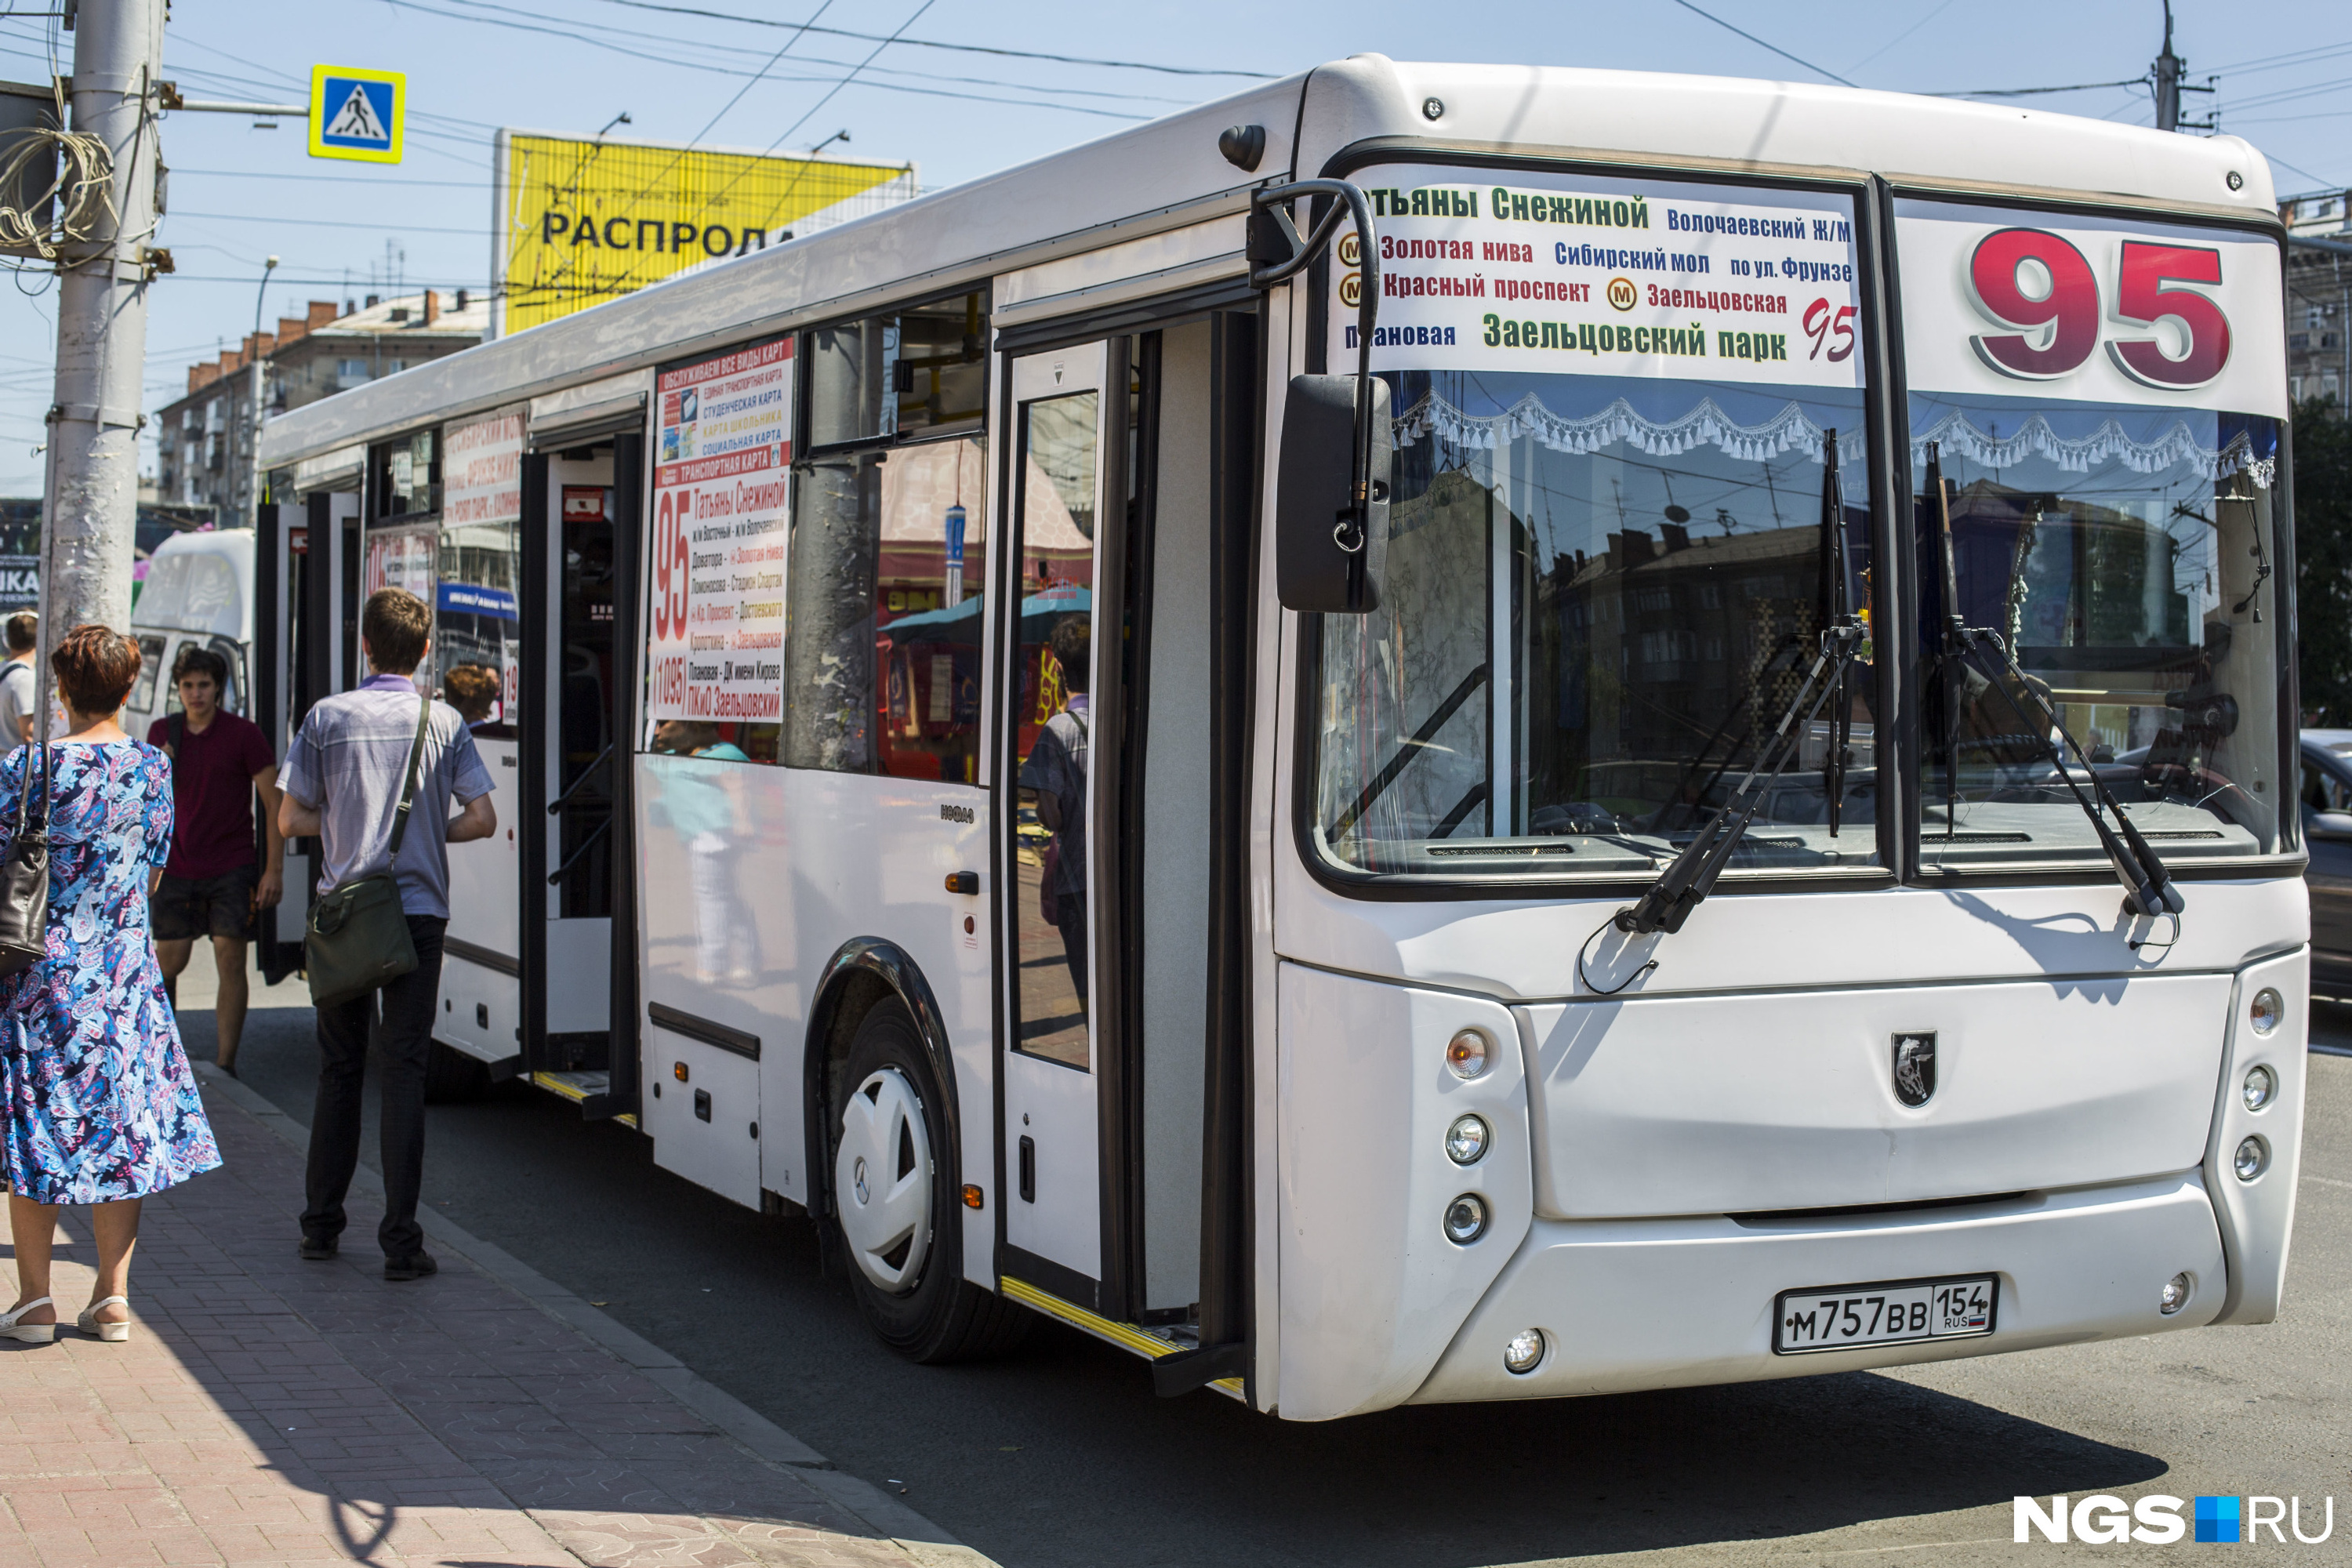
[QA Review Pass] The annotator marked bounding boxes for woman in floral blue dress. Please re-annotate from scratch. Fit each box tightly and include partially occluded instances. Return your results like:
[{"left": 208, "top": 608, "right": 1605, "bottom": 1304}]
[{"left": 0, "top": 626, "right": 220, "bottom": 1345}]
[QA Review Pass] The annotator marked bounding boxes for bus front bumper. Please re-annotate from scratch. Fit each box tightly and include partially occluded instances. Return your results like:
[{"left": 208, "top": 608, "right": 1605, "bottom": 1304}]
[{"left": 1408, "top": 1171, "right": 2224, "bottom": 1403}]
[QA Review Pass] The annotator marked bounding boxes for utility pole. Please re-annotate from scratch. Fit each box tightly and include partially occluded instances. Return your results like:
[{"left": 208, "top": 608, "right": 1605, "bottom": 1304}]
[
  {"left": 243, "top": 254, "right": 278, "bottom": 532},
  {"left": 44, "top": 0, "right": 165, "bottom": 637},
  {"left": 2154, "top": 0, "right": 2181, "bottom": 132}
]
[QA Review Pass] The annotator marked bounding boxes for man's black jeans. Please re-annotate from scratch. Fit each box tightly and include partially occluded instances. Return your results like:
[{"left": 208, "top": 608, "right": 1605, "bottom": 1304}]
[{"left": 303, "top": 915, "right": 445, "bottom": 1259}]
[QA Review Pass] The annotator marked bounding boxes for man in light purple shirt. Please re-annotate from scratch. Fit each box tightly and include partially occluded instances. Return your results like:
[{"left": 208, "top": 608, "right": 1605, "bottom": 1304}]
[{"left": 278, "top": 589, "right": 496, "bottom": 1280}]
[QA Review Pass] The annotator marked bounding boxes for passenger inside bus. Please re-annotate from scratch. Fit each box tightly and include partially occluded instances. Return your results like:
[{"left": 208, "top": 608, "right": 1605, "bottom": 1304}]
[
  {"left": 1020, "top": 615, "right": 1092, "bottom": 1012},
  {"left": 442, "top": 662, "right": 499, "bottom": 729}
]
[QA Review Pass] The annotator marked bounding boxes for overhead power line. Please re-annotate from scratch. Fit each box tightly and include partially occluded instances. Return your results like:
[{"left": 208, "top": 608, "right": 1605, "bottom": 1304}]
[
  {"left": 366, "top": 0, "right": 1152, "bottom": 120},
  {"left": 1665, "top": 0, "right": 1857, "bottom": 89},
  {"left": 1927, "top": 77, "right": 2149, "bottom": 99},
  {"left": 581, "top": 0, "right": 1276, "bottom": 78}
]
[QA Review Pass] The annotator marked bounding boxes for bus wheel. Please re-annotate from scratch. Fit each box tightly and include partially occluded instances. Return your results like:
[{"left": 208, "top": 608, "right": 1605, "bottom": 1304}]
[{"left": 831, "top": 1000, "right": 1027, "bottom": 1363}]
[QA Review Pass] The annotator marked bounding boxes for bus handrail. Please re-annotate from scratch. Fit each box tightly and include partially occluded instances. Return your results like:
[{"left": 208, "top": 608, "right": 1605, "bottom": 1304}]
[
  {"left": 546, "top": 742, "right": 616, "bottom": 817},
  {"left": 547, "top": 814, "right": 612, "bottom": 886}
]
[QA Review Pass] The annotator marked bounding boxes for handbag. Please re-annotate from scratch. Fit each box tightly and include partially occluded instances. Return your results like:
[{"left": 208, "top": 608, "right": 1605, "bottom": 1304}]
[
  {"left": 304, "top": 694, "right": 431, "bottom": 1008},
  {"left": 0, "top": 725, "right": 49, "bottom": 978}
]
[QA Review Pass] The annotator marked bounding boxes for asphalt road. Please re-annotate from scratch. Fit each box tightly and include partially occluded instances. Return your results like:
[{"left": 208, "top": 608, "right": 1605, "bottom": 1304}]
[{"left": 176, "top": 972, "right": 2352, "bottom": 1567}]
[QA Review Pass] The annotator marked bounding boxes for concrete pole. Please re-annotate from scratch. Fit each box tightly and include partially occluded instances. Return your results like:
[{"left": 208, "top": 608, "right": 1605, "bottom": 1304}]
[{"left": 43, "top": 0, "right": 164, "bottom": 638}]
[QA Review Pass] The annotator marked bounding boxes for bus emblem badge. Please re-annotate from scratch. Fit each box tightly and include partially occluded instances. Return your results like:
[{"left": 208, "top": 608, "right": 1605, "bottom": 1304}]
[{"left": 1892, "top": 1033, "right": 1937, "bottom": 1107}]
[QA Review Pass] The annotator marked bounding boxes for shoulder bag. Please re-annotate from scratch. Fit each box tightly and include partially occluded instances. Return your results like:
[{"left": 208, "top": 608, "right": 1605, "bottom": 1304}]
[
  {"left": 304, "top": 694, "right": 431, "bottom": 1008},
  {"left": 0, "top": 720, "right": 49, "bottom": 977}
]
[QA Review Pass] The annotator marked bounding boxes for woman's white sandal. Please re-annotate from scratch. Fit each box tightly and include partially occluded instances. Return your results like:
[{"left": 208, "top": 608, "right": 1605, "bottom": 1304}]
[
  {"left": 0, "top": 1297, "right": 56, "bottom": 1344},
  {"left": 77, "top": 1297, "right": 129, "bottom": 1342}
]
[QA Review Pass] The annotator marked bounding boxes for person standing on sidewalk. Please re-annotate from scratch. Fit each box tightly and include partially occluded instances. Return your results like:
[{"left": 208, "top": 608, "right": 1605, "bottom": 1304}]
[
  {"left": 0, "top": 612, "right": 37, "bottom": 744},
  {"left": 277, "top": 589, "right": 495, "bottom": 1281},
  {"left": 0, "top": 626, "right": 222, "bottom": 1345},
  {"left": 147, "top": 645, "right": 285, "bottom": 1076}
]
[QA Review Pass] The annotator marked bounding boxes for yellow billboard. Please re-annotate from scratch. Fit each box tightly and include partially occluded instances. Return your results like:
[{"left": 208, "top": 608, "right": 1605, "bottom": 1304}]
[{"left": 492, "top": 131, "right": 913, "bottom": 336}]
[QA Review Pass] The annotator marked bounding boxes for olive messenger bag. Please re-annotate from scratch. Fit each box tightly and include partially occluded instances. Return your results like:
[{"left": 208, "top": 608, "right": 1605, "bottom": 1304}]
[{"left": 303, "top": 692, "right": 432, "bottom": 1008}]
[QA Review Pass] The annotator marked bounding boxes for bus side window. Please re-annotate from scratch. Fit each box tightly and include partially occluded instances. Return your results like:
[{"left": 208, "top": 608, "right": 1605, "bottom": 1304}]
[{"left": 786, "top": 292, "right": 991, "bottom": 783}]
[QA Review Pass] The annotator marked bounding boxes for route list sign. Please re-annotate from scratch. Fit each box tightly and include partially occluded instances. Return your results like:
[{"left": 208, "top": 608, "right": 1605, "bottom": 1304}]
[
  {"left": 1328, "top": 163, "right": 1865, "bottom": 390},
  {"left": 648, "top": 336, "right": 793, "bottom": 723}
]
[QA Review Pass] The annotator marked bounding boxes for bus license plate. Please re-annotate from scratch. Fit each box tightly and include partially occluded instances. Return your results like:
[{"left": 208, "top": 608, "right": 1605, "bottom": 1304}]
[{"left": 1772, "top": 1274, "right": 1996, "bottom": 1355}]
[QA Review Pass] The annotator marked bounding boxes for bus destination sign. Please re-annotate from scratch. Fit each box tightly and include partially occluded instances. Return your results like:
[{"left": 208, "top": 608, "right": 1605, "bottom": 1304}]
[
  {"left": 1330, "top": 164, "right": 1864, "bottom": 390},
  {"left": 648, "top": 336, "right": 795, "bottom": 724}
]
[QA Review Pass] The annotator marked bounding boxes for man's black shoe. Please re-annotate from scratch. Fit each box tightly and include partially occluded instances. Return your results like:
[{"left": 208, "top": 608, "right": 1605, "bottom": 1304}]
[
  {"left": 384, "top": 1252, "right": 437, "bottom": 1282},
  {"left": 298, "top": 1236, "right": 337, "bottom": 1261}
]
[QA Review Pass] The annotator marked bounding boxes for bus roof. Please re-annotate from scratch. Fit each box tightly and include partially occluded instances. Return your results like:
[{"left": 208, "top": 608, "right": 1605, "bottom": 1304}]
[{"left": 260, "top": 54, "right": 2279, "bottom": 472}]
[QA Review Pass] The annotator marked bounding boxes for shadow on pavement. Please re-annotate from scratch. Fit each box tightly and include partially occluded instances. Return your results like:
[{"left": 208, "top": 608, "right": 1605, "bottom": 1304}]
[{"left": 188, "top": 991, "right": 2176, "bottom": 1568}]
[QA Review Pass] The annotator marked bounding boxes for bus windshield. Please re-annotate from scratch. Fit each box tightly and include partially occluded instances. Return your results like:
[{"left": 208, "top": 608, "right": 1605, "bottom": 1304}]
[
  {"left": 1313, "top": 370, "right": 1878, "bottom": 879},
  {"left": 1895, "top": 195, "right": 2288, "bottom": 869},
  {"left": 1309, "top": 164, "right": 1878, "bottom": 881}
]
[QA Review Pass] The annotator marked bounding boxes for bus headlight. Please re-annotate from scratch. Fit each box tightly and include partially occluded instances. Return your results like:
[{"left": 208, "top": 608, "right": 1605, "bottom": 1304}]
[
  {"left": 1446, "top": 1029, "right": 1490, "bottom": 1080},
  {"left": 1443, "top": 1193, "right": 1489, "bottom": 1243},
  {"left": 1445, "top": 1114, "right": 1490, "bottom": 1165},
  {"left": 1503, "top": 1327, "right": 1544, "bottom": 1374},
  {"left": 2233, "top": 1135, "right": 2269, "bottom": 1181},
  {"left": 2249, "top": 988, "right": 2282, "bottom": 1036},
  {"left": 2241, "top": 1065, "right": 2277, "bottom": 1112}
]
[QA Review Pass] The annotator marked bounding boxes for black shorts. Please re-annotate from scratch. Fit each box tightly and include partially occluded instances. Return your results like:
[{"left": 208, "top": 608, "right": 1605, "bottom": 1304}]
[{"left": 153, "top": 866, "right": 257, "bottom": 942}]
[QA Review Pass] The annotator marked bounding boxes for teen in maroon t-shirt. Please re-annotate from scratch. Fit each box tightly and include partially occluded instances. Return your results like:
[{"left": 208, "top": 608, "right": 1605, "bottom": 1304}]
[{"left": 145, "top": 645, "right": 285, "bottom": 1074}]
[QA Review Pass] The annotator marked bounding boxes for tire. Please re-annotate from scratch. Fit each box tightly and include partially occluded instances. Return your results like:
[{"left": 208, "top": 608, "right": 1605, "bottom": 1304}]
[
  {"left": 423, "top": 1039, "right": 491, "bottom": 1103},
  {"left": 830, "top": 999, "right": 1029, "bottom": 1363}
]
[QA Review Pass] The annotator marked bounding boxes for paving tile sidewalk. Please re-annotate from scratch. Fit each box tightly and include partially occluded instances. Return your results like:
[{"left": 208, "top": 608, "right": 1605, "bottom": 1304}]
[{"left": 0, "top": 1075, "right": 967, "bottom": 1568}]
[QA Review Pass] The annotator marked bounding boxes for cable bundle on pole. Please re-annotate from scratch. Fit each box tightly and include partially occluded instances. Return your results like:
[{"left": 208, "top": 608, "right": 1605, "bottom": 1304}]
[{"left": 0, "top": 94, "right": 118, "bottom": 262}]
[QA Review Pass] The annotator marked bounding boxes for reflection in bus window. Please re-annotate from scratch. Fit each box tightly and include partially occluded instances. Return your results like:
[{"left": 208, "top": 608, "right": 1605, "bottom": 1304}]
[
  {"left": 1316, "top": 371, "right": 1878, "bottom": 878},
  {"left": 1011, "top": 390, "right": 1098, "bottom": 1069},
  {"left": 1914, "top": 394, "right": 2282, "bottom": 866},
  {"left": 784, "top": 451, "right": 881, "bottom": 771},
  {"left": 874, "top": 436, "right": 987, "bottom": 782},
  {"left": 436, "top": 518, "right": 521, "bottom": 739}
]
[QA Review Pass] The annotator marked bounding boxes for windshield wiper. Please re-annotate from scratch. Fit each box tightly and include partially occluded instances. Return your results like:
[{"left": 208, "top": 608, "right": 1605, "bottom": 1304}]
[
  {"left": 1927, "top": 450, "right": 2182, "bottom": 930},
  {"left": 1819, "top": 428, "right": 1856, "bottom": 837},
  {"left": 1608, "top": 614, "right": 1865, "bottom": 940}
]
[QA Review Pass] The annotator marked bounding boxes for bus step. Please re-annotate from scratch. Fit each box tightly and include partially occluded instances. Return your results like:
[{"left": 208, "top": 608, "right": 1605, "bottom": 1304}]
[{"left": 531, "top": 1069, "right": 625, "bottom": 1121}]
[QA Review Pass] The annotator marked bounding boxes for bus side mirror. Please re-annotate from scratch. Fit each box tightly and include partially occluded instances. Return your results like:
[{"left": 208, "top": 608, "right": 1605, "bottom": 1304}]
[{"left": 1276, "top": 374, "right": 1391, "bottom": 614}]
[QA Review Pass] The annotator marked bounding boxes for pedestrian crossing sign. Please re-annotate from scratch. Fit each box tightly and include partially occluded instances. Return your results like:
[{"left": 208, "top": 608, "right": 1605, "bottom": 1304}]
[{"left": 307, "top": 64, "right": 405, "bottom": 164}]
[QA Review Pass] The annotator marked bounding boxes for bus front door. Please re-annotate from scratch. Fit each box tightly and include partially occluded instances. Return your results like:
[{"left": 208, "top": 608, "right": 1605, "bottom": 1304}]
[
  {"left": 1000, "top": 341, "right": 1113, "bottom": 1304},
  {"left": 996, "top": 318, "right": 1232, "bottom": 1329}
]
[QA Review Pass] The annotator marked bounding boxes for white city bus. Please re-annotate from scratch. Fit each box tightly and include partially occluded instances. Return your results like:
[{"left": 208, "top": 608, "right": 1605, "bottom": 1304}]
[{"left": 256, "top": 56, "right": 2306, "bottom": 1418}]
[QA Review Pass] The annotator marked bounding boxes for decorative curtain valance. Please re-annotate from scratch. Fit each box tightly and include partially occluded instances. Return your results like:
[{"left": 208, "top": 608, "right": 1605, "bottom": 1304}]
[
  {"left": 1395, "top": 390, "right": 1865, "bottom": 466},
  {"left": 1393, "top": 390, "right": 2274, "bottom": 488},
  {"left": 1907, "top": 409, "right": 2272, "bottom": 488}
]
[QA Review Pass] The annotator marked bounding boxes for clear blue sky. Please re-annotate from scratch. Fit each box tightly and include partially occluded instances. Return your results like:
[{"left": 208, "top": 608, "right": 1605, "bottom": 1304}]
[{"left": 0, "top": 0, "right": 2344, "bottom": 495}]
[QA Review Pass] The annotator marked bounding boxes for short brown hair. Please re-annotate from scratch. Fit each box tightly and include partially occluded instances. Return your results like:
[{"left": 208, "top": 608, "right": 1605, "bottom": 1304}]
[
  {"left": 172, "top": 643, "right": 229, "bottom": 690},
  {"left": 361, "top": 588, "right": 432, "bottom": 674},
  {"left": 3, "top": 612, "right": 34, "bottom": 654},
  {"left": 442, "top": 662, "right": 498, "bottom": 722},
  {"left": 53, "top": 624, "right": 140, "bottom": 717}
]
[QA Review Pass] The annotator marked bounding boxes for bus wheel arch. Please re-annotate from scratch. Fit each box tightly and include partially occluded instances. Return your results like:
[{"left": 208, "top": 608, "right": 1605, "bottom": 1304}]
[{"left": 804, "top": 942, "right": 1025, "bottom": 1362}]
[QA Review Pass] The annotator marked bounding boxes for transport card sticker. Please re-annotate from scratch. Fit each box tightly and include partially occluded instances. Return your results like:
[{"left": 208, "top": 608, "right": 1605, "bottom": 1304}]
[
  {"left": 1892, "top": 201, "right": 2288, "bottom": 419},
  {"left": 648, "top": 336, "right": 793, "bottom": 724},
  {"left": 1328, "top": 165, "right": 1864, "bottom": 390}
]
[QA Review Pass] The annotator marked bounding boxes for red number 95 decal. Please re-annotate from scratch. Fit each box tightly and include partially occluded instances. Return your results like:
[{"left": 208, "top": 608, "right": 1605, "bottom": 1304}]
[{"left": 1965, "top": 228, "right": 2230, "bottom": 388}]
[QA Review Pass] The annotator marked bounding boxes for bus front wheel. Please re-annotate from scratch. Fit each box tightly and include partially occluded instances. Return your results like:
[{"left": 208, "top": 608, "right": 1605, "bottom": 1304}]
[{"left": 829, "top": 1000, "right": 1027, "bottom": 1363}]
